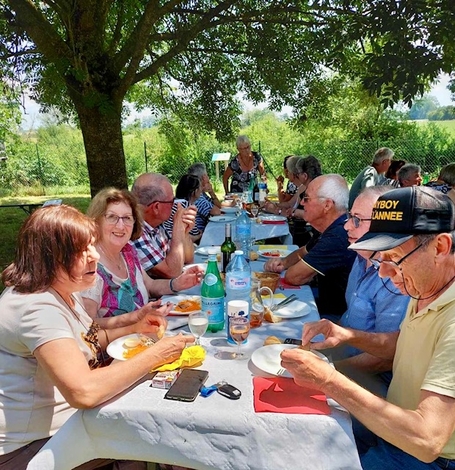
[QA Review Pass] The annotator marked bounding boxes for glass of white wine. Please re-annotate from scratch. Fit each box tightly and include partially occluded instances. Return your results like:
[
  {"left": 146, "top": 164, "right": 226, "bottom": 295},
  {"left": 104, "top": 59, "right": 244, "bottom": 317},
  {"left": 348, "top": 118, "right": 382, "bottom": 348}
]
[
  {"left": 250, "top": 203, "right": 259, "bottom": 217},
  {"left": 188, "top": 311, "right": 208, "bottom": 345},
  {"left": 229, "top": 316, "right": 250, "bottom": 359}
]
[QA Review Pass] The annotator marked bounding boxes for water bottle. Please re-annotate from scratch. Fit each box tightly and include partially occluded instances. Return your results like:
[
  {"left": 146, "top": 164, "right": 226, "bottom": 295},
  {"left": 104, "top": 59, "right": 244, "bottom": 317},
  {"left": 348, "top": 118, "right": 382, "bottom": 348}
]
[
  {"left": 225, "top": 250, "right": 251, "bottom": 343},
  {"left": 201, "top": 252, "right": 225, "bottom": 333},
  {"left": 258, "top": 180, "right": 267, "bottom": 203},
  {"left": 234, "top": 209, "right": 252, "bottom": 260},
  {"left": 221, "top": 223, "right": 236, "bottom": 273}
]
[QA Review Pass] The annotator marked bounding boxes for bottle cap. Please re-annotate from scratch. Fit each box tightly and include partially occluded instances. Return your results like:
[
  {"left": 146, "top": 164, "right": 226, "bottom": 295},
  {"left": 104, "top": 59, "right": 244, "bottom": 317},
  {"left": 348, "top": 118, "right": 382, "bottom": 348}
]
[{"left": 234, "top": 250, "right": 243, "bottom": 255}]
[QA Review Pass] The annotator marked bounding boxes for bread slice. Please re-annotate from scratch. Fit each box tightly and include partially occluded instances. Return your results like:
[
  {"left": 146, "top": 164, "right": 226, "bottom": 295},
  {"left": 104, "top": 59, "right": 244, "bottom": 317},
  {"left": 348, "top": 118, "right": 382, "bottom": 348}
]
[
  {"left": 263, "top": 335, "right": 282, "bottom": 346},
  {"left": 263, "top": 307, "right": 283, "bottom": 324}
]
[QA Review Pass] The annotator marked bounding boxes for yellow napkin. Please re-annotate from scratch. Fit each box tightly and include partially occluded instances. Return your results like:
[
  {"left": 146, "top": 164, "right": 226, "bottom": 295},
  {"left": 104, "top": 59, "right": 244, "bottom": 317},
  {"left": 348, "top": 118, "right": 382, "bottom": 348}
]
[
  {"left": 153, "top": 345, "right": 206, "bottom": 372},
  {"left": 259, "top": 245, "right": 289, "bottom": 250}
]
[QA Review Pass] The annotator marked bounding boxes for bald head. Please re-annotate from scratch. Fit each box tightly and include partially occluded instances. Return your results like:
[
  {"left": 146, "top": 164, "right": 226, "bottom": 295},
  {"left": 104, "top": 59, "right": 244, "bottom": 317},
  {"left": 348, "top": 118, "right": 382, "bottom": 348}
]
[{"left": 131, "top": 173, "right": 172, "bottom": 206}]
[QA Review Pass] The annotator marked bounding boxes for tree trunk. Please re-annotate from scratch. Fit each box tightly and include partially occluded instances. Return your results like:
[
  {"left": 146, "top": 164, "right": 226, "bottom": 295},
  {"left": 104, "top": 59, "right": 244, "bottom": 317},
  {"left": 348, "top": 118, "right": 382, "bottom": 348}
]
[{"left": 76, "top": 103, "right": 128, "bottom": 198}]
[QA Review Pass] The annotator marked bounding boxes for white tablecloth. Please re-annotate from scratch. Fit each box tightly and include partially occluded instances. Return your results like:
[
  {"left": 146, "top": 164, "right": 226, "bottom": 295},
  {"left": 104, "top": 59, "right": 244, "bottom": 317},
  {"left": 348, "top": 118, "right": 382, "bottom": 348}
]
[
  {"left": 28, "top": 254, "right": 361, "bottom": 470},
  {"left": 200, "top": 218, "right": 292, "bottom": 246}
]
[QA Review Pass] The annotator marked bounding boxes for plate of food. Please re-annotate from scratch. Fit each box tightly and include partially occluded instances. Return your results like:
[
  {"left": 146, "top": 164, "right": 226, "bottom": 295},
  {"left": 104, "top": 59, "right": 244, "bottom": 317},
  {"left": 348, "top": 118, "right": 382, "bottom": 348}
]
[
  {"left": 194, "top": 246, "right": 222, "bottom": 256},
  {"left": 259, "top": 215, "right": 287, "bottom": 224},
  {"left": 251, "top": 344, "right": 329, "bottom": 377},
  {"left": 209, "top": 215, "right": 237, "bottom": 223},
  {"left": 162, "top": 295, "right": 202, "bottom": 315},
  {"left": 107, "top": 334, "right": 156, "bottom": 361},
  {"left": 257, "top": 249, "right": 291, "bottom": 259},
  {"left": 220, "top": 206, "right": 238, "bottom": 214}
]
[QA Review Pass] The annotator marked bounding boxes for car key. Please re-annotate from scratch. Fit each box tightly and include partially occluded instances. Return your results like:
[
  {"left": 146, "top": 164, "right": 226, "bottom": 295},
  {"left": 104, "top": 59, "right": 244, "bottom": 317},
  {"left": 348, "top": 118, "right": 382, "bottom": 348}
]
[{"left": 217, "top": 383, "right": 241, "bottom": 400}]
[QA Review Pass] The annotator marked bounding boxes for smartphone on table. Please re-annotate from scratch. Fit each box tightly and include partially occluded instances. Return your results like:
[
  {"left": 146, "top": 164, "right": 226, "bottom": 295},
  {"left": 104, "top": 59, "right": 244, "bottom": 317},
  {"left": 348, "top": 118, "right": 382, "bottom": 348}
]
[{"left": 164, "top": 369, "right": 209, "bottom": 402}]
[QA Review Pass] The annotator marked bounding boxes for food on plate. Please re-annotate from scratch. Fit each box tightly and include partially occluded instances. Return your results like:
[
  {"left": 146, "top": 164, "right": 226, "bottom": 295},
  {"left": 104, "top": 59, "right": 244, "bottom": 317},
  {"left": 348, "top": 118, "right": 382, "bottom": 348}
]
[
  {"left": 122, "top": 342, "right": 150, "bottom": 359},
  {"left": 174, "top": 298, "right": 201, "bottom": 313},
  {"left": 221, "top": 199, "right": 235, "bottom": 207},
  {"left": 263, "top": 335, "right": 282, "bottom": 346},
  {"left": 263, "top": 306, "right": 282, "bottom": 323},
  {"left": 249, "top": 251, "right": 259, "bottom": 261},
  {"left": 123, "top": 337, "right": 141, "bottom": 348},
  {"left": 261, "top": 250, "right": 282, "bottom": 257}
]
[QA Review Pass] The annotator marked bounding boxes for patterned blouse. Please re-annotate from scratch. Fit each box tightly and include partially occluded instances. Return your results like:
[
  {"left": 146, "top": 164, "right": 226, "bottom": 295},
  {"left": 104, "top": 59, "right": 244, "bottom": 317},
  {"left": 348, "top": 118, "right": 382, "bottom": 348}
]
[{"left": 228, "top": 151, "right": 263, "bottom": 193}]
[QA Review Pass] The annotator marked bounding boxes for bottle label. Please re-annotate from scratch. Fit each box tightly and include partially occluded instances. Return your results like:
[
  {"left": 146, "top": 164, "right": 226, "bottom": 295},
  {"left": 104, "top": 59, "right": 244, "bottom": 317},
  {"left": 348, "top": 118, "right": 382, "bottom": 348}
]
[
  {"left": 227, "top": 276, "right": 251, "bottom": 290},
  {"left": 203, "top": 273, "right": 218, "bottom": 286},
  {"left": 202, "top": 297, "right": 224, "bottom": 324}
]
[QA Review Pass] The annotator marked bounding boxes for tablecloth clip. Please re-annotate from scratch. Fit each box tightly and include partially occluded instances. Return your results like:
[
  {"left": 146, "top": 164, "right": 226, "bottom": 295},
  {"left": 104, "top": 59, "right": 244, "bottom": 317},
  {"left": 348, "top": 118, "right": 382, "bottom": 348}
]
[{"left": 200, "top": 381, "right": 227, "bottom": 398}]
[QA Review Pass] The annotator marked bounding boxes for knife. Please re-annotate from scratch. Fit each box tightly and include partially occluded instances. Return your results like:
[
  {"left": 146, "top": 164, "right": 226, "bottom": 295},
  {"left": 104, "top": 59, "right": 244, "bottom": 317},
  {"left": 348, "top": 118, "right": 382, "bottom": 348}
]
[{"left": 270, "top": 294, "right": 298, "bottom": 312}]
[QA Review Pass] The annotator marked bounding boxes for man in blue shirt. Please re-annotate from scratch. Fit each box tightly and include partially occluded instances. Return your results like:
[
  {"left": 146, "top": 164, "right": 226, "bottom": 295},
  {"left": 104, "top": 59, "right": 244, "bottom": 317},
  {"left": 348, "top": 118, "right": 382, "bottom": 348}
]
[{"left": 336, "top": 186, "right": 409, "bottom": 396}]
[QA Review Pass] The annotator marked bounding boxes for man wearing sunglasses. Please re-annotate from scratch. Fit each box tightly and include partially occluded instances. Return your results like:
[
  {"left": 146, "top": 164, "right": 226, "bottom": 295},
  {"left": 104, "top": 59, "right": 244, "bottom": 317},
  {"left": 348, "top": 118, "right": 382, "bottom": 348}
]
[
  {"left": 337, "top": 186, "right": 409, "bottom": 397},
  {"left": 282, "top": 186, "right": 455, "bottom": 469},
  {"left": 131, "top": 172, "right": 196, "bottom": 278}
]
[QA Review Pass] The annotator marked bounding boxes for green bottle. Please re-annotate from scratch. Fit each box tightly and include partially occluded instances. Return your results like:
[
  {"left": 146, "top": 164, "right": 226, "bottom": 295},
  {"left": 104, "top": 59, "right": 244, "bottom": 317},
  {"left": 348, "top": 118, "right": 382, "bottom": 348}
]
[
  {"left": 201, "top": 252, "right": 225, "bottom": 332},
  {"left": 221, "top": 223, "right": 236, "bottom": 273}
]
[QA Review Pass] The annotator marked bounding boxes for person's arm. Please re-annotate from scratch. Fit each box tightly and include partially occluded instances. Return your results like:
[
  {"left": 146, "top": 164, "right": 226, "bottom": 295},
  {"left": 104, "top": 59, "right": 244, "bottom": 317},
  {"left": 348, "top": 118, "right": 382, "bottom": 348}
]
[
  {"left": 34, "top": 333, "right": 194, "bottom": 409},
  {"left": 281, "top": 348, "right": 455, "bottom": 462},
  {"left": 263, "top": 246, "right": 308, "bottom": 273},
  {"left": 148, "top": 205, "right": 195, "bottom": 278},
  {"left": 285, "top": 252, "right": 317, "bottom": 286},
  {"left": 223, "top": 166, "right": 233, "bottom": 193},
  {"left": 204, "top": 182, "right": 222, "bottom": 209},
  {"left": 301, "top": 319, "right": 399, "bottom": 360}
]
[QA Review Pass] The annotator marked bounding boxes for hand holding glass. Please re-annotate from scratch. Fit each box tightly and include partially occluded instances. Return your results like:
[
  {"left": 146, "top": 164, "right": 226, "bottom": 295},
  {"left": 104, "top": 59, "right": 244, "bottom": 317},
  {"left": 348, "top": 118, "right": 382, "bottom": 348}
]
[
  {"left": 229, "top": 316, "right": 250, "bottom": 358},
  {"left": 188, "top": 311, "right": 208, "bottom": 345}
]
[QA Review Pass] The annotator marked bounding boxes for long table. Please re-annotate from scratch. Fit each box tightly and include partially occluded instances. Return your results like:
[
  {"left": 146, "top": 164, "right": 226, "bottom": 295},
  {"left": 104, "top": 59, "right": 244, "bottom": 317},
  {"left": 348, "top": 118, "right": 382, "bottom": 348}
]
[
  {"left": 28, "top": 256, "right": 361, "bottom": 470},
  {"left": 200, "top": 217, "right": 293, "bottom": 246}
]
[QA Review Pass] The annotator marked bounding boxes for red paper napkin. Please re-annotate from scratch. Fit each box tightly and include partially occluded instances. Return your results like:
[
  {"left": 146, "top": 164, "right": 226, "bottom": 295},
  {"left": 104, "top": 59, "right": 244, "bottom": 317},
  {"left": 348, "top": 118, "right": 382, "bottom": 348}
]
[
  {"left": 279, "top": 278, "right": 301, "bottom": 290},
  {"left": 253, "top": 377, "right": 330, "bottom": 415},
  {"left": 262, "top": 220, "right": 286, "bottom": 225}
]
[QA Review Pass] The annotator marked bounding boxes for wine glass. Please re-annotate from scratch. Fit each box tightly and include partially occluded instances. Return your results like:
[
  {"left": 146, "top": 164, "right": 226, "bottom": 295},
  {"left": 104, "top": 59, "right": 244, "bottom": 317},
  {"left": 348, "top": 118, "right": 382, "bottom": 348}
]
[
  {"left": 250, "top": 204, "right": 259, "bottom": 218},
  {"left": 229, "top": 316, "right": 250, "bottom": 359},
  {"left": 188, "top": 311, "right": 208, "bottom": 345}
]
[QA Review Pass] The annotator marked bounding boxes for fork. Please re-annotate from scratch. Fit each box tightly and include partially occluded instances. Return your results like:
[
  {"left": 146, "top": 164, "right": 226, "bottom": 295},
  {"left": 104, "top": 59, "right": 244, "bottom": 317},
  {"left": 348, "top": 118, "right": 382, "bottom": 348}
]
[
  {"left": 276, "top": 368, "right": 287, "bottom": 376},
  {"left": 140, "top": 335, "right": 156, "bottom": 346}
]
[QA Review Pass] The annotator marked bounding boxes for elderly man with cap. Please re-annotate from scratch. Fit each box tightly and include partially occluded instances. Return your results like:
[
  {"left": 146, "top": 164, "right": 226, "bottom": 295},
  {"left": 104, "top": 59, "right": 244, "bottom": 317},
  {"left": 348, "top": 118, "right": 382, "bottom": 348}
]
[{"left": 281, "top": 186, "right": 455, "bottom": 469}]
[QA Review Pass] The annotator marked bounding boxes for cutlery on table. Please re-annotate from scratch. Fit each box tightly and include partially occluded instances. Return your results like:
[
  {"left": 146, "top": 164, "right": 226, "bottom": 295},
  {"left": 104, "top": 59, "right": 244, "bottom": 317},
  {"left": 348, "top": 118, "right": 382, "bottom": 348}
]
[{"left": 270, "top": 294, "right": 298, "bottom": 312}]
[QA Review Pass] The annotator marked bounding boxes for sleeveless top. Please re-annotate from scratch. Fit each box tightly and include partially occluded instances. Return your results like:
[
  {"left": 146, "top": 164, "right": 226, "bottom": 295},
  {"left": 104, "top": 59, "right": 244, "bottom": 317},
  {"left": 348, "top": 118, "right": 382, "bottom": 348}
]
[
  {"left": 228, "top": 151, "right": 263, "bottom": 193},
  {"left": 96, "top": 244, "right": 146, "bottom": 317}
]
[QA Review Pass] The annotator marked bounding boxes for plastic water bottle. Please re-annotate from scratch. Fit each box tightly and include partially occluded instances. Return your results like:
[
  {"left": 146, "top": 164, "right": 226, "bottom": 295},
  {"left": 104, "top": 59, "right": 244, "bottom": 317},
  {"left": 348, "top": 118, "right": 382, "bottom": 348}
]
[
  {"left": 258, "top": 180, "right": 267, "bottom": 203},
  {"left": 234, "top": 209, "right": 252, "bottom": 260},
  {"left": 201, "top": 252, "right": 225, "bottom": 333},
  {"left": 225, "top": 250, "right": 251, "bottom": 343}
]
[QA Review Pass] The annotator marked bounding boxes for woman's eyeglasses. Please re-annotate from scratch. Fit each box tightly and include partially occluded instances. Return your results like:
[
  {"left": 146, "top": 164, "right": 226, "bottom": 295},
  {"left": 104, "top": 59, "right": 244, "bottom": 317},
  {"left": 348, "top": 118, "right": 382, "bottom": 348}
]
[
  {"left": 346, "top": 212, "right": 372, "bottom": 228},
  {"left": 369, "top": 242, "right": 424, "bottom": 271},
  {"left": 104, "top": 213, "right": 135, "bottom": 226}
]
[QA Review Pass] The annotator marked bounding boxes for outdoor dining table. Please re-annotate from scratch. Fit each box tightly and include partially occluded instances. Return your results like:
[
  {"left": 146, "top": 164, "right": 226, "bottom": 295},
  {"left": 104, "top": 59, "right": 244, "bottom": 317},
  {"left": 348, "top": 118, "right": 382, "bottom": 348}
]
[
  {"left": 199, "top": 214, "right": 293, "bottom": 246},
  {"left": 27, "top": 250, "right": 362, "bottom": 470}
]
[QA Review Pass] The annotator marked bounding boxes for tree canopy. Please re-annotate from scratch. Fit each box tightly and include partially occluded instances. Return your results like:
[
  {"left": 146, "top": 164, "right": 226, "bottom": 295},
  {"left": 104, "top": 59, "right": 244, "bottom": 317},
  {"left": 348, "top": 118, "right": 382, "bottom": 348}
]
[{"left": 2, "top": 0, "right": 455, "bottom": 195}]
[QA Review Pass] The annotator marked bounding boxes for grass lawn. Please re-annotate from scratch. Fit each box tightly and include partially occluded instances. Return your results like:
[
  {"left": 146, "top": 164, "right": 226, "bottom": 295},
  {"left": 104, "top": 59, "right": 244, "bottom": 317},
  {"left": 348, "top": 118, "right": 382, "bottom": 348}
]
[{"left": 0, "top": 194, "right": 91, "bottom": 292}]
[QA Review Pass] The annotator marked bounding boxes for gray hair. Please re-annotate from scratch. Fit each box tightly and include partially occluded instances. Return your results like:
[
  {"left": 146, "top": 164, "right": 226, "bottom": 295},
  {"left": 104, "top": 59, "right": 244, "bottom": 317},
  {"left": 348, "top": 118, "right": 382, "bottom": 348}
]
[
  {"left": 373, "top": 147, "right": 394, "bottom": 165},
  {"left": 286, "top": 156, "right": 302, "bottom": 174},
  {"left": 398, "top": 163, "right": 421, "bottom": 184},
  {"left": 316, "top": 174, "right": 349, "bottom": 211},
  {"left": 131, "top": 172, "right": 170, "bottom": 205},
  {"left": 295, "top": 155, "right": 322, "bottom": 181},
  {"left": 188, "top": 163, "right": 207, "bottom": 181},
  {"left": 236, "top": 135, "right": 251, "bottom": 148},
  {"left": 439, "top": 163, "right": 455, "bottom": 187}
]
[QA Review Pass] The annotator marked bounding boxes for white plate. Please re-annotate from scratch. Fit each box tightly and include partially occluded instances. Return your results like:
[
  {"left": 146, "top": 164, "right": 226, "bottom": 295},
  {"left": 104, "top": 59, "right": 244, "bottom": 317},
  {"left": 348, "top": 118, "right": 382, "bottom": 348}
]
[
  {"left": 209, "top": 215, "right": 236, "bottom": 223},
  {"left": 195, "top": 246, "right": 222, "bottom": 256},
  {"left": 257, "top": 249, "right": 291, "bottom": 258},
  {"left": 260, "top": 215, "right": 287, "bottom": 222},
  {"left": 272, "top": 299, "right": 311, "bottom": 319},
  {"left": 161, "top": 294, "right": 201, "bottom": 315},
  {"left": 107, "top": 334, "right": 152, "bottom": 361},
  {"left": 251, "top": 344, "right": 329, "bottom": 378},
  {"left": 220, "top": 206, "right": 238, "bottom": 214}
]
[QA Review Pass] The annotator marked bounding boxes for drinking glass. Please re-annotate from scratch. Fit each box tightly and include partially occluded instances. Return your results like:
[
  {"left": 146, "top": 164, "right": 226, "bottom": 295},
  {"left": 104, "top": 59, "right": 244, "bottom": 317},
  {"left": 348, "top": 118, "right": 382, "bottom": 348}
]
[
  {"left": 188, "top": 311, "right": 208, "bottom": 345},
  {"left": 229, "top": 316, "right": 250, "bottom": 358},
  {"left": 250, "top": 204, "right": 259, "bottom": 217}
]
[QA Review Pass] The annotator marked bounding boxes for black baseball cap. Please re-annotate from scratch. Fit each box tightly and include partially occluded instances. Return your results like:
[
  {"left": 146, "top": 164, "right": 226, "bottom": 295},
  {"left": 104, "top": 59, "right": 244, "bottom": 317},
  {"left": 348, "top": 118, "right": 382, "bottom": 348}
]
[{"left": 349, "top": 186, "right": 455, "bottom": 251}]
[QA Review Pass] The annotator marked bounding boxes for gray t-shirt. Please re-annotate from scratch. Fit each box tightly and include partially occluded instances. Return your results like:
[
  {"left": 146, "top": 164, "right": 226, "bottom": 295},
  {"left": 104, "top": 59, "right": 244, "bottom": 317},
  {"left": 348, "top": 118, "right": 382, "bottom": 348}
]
[
  {"left": 349, "top": 165, "right": 386, "bottom": 208},
  {"left": 0, "top": 288, "right": 95, "bottom": 455}
]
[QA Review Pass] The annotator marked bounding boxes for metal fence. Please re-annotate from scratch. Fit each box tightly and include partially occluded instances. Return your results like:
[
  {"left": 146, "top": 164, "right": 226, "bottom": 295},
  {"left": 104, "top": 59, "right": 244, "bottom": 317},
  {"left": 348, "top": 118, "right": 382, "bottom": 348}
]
[{"left": 2, "top": 137, "right": 455, "bottom": 192}]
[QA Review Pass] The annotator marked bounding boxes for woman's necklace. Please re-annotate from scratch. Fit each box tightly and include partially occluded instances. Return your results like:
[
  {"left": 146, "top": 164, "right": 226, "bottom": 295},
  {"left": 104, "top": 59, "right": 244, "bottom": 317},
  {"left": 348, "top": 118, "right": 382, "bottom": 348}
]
[{"left": 98, "top": 244, "right": 124, "bottom": 271}]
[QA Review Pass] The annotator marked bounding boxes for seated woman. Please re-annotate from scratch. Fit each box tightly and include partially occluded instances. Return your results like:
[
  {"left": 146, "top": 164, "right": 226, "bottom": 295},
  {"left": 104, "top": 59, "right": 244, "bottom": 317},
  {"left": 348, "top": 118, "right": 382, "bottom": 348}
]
[
  {"left": 0, "top": 204, "right": 193, "bottom": 469},
  {"left": 82, "top": 188, "right": 204, "bottom": 327},
  {"left": 174, "top": 174, "right": 204, "bottom": 242},
  {"left": 276, "top": 155, "right": 298, "bottom": 203}
]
